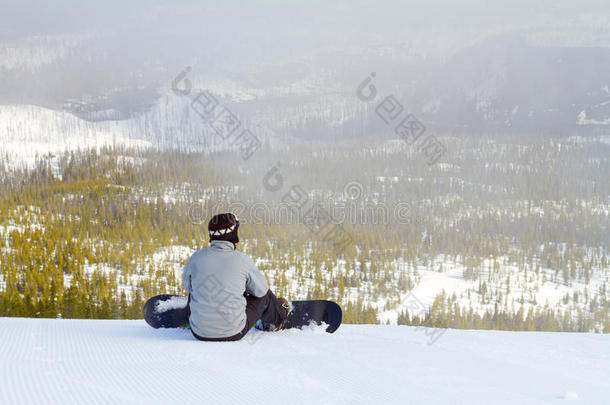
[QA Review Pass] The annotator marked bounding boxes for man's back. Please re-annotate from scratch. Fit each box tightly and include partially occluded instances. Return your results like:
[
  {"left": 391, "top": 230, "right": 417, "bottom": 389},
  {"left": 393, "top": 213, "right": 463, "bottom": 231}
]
[{"left": 183, "top": 240, "right": 268, "bottom": 338}]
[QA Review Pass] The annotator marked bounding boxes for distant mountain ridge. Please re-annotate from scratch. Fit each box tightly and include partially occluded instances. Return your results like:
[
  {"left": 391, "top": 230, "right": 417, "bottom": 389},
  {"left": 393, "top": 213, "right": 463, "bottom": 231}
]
[
  {"left": 2, "top": 35, "right": 610, "bottom": 160},
  {"left": 413, "top": 36, "right": 610, "bottom": 134}
]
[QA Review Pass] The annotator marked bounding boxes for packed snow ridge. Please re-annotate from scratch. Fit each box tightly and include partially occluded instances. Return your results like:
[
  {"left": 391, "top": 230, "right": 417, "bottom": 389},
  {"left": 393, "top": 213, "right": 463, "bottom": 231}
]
[
  {"left": 155, "top": 296, "right": 188, "bottom": 313},
  {"left": 1, "top": 318, "right": 608, "bottom": 404}
]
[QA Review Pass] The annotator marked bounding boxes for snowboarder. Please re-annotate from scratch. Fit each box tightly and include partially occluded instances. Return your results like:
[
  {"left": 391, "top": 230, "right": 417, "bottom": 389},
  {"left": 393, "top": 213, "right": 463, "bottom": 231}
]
[{"left": 182, "top": 212, "right": 290, "bottom": 341}]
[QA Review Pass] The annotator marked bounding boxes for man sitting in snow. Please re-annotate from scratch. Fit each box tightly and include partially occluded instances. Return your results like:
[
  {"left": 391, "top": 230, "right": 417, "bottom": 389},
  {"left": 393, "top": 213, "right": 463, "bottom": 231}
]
[{"left": 182, "top": 212, "right": 290, "bottom": 341}]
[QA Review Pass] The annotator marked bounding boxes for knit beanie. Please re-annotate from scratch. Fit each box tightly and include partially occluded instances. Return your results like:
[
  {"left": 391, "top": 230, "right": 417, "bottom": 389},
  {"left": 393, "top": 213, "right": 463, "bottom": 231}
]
[{"left": 208, "top": 213, "right": 240, "bottom": 245}]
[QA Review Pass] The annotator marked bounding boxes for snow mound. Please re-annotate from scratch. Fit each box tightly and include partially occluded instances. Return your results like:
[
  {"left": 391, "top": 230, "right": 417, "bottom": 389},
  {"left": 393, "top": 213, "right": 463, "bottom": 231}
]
[
  {"left": 155, "top": 296, "right": 188, "bottom": 313},
  {"left": 562, "top": 391, "right": 579, "bottom": 401},
  {"left": 0, "top": 318, "right": 608, "bottom": 404}
]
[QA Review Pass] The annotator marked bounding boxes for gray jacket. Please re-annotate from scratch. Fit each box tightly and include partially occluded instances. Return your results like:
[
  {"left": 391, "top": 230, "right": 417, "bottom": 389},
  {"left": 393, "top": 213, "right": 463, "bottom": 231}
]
[{"left": 182, "top": 240, "right": 269, "bottom": 338}]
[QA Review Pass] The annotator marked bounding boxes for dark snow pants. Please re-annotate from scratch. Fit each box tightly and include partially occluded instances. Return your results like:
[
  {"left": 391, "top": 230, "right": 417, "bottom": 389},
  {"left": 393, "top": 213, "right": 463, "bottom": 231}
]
[{"left": 190, "top": 289, "right": 287, "bottom": 342}]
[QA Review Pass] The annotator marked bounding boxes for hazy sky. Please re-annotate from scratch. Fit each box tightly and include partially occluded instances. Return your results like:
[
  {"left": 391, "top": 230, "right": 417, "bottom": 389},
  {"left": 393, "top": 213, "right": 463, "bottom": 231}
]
[{"left": 2, "top": 0, "right": 609, "bottom": 57}]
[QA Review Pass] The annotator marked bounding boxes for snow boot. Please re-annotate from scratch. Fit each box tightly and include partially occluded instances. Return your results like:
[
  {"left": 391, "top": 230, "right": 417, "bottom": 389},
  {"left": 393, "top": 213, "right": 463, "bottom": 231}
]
[
  {"left": 272, "top": 297, "right": 292, "bottom": 331},
  {"left": 253, "top": 297, "right": 292, "bottom": 332}
]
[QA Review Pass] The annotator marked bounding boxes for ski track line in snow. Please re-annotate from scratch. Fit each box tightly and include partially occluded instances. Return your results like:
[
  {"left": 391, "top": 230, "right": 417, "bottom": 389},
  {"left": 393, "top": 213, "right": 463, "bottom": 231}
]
[{"left": 1, "top": 318, "right": 609, "bottom": 405}]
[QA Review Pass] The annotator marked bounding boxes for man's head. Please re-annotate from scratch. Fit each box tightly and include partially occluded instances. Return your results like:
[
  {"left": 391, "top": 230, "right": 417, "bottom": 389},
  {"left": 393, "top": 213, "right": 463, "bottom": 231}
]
[{"left": 208, "top": 212, "right": 240, "bottom": 245}]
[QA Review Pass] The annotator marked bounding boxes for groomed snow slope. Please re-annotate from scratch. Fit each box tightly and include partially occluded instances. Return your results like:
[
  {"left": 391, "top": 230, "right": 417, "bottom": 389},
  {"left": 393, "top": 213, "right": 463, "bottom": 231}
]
[{"left": 0, "top": 318, "right": 608, "bottom": 405}]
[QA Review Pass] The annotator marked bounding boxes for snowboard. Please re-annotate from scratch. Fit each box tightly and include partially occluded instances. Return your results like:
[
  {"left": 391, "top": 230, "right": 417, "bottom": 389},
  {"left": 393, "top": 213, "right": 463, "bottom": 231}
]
[{"left": 143, "top": 294, "right": 342, "bottom": 333}]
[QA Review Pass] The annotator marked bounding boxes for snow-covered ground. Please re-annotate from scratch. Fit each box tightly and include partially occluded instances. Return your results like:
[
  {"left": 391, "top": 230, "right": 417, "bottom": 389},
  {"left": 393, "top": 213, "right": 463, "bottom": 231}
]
[
  {"left": 0, "top": 318, "right": 608, "bottom": 404},
  {"left": 0, "top": 105, "right": 152, "bottom": 168}
]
